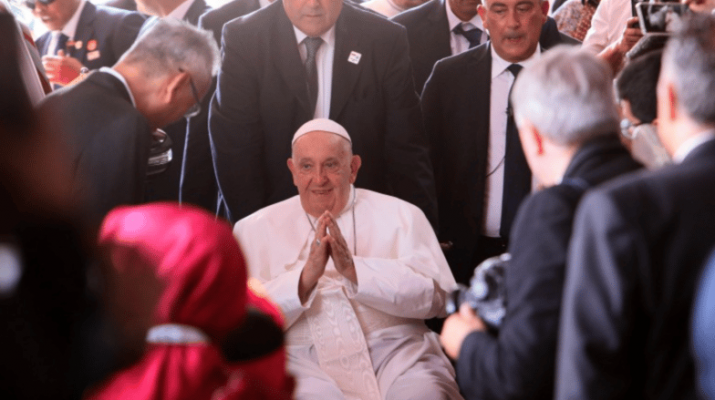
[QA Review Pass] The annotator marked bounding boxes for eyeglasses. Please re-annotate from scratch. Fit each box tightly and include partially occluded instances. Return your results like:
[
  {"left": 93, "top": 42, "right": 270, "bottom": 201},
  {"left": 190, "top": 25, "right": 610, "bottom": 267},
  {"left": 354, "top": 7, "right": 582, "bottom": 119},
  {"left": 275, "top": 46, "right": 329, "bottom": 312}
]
[
  {"left": 620, "top": 118, "right": 643, "bottom": 140},
  {"left": 179, "top": 68, "right": 201, "bottom": 119},
  {"left": 23, "top": 0, "right": 56, "bottom": 9}
]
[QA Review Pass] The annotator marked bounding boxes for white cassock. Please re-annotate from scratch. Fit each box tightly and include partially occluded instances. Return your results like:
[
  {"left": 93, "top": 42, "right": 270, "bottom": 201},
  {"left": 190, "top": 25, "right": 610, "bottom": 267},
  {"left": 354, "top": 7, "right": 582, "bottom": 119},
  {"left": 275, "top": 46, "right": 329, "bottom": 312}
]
[{"left": 234, "top": 187, "right": 463, "bottom": 400}]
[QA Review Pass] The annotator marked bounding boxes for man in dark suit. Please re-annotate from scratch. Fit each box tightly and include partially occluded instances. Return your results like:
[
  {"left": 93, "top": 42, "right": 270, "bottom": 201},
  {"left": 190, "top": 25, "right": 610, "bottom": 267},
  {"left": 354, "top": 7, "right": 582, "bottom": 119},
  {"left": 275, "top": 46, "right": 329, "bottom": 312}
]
[
  {"left": 179, "top": 0, "right": 262, "bottom": 215},
  {"left": 421, "top": 0, "right": 576, "bottom": 284},
  {"left": 439, "top": 47, "right": 641, "bottom": 400},
  {"left": 135, "top": 0, "right": 212, "bottom": 205},
  {"left": 40, "top": 19, "right": 219, "bottom": 225},
  {"left": 209, "top": 0, "right": 437, "bottom": 226},
  {"left": 392, "top": 0, "right": 576, "bottom": 94},
  {"left": 31, "top": 0, "right": 144, "bottom": 87},
  {"left": 556, "top": 14, "right": 715, "bottom": 400}
]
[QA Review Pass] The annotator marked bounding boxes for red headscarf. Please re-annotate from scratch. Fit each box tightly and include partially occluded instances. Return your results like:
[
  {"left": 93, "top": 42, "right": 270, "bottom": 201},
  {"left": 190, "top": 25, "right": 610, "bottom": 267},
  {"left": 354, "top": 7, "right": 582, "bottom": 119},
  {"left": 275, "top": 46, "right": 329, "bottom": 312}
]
[{"left": 88, "top": 203, "right": 292, "bottom": 400}]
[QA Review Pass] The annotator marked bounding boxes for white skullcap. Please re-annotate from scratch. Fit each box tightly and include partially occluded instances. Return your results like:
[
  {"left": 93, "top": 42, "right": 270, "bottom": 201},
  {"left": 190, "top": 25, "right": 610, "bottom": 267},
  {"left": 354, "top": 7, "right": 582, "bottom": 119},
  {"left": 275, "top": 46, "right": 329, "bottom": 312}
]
[{"left": 291, "top": 118, "right": 352, "bottom": 146}]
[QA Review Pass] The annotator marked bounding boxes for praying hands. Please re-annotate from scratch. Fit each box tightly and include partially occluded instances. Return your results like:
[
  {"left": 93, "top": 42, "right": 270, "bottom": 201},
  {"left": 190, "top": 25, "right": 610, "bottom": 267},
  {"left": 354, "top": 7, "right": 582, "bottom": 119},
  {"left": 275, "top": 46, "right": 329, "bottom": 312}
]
[{"left": 298, "top": 211, "right": 357, "bottom": 303}]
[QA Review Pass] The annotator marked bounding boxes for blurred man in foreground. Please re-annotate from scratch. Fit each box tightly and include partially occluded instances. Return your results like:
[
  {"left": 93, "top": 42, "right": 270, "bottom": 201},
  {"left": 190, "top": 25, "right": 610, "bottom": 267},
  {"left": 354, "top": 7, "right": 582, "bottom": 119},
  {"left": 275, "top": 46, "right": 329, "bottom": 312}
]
[
  {"left": 556, "top": 14, "right": 715, "bottom": 400},
  {"left": 440, "top": 46, "right": 640, "bottom": 400},
  {"left": 234, "top": 119, "right": 461, "bottom": 400}
]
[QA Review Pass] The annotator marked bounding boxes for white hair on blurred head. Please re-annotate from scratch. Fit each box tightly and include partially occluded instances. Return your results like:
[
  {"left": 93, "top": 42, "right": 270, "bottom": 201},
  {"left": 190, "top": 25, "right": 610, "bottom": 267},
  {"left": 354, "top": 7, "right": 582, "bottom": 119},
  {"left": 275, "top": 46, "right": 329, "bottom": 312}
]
[{"left": 511, "top": 45, "right": 620, "bottom": 146}]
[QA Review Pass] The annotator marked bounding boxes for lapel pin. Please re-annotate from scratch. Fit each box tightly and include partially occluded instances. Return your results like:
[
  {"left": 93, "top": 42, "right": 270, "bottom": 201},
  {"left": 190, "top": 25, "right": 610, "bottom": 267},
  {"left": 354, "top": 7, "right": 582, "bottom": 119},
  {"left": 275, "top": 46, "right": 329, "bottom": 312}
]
[
  {"left": 348, "top": 51, "right": 361, "bottom": 65},
  {"left": 87, "top": 40, "right": 97, "bottom": 52},
  {"left": 87, "top": 50, "right": 101, "bottom": 61},
  {"left": 74, "top": 40, "right": 83, "bottom": 50}
]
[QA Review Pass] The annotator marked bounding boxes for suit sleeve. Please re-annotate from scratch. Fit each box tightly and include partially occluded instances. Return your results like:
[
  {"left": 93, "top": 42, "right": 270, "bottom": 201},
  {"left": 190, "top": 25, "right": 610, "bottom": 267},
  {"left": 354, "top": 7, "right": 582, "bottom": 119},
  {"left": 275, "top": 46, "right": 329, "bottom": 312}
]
[
  {"left": 381, "top": 27, "right": 439, "bottom": 231},
  {"left": 555, "top": 191, "right": 639, "bottom": 399},
  {"left": 209, "top": 23, "right": 267, "bottom": 223},
  {"left": 456, "top": 190, "right": 578, "bottom": 399}
]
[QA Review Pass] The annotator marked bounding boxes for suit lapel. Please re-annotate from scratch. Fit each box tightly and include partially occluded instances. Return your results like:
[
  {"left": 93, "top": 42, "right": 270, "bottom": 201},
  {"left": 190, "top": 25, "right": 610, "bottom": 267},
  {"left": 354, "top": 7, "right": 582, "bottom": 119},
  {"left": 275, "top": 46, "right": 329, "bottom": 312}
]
[
  {"left": 70, "top": 2, "right": 96, "bottom": 64},
  {"left": 468, "top": 44, "right": 492, "bottom": 220},
  {"left": 330, "top": 4, "right": 362, "bottom": 120},
  {"left": 273, "top": 2, "right": 312, "bottom": 115}
]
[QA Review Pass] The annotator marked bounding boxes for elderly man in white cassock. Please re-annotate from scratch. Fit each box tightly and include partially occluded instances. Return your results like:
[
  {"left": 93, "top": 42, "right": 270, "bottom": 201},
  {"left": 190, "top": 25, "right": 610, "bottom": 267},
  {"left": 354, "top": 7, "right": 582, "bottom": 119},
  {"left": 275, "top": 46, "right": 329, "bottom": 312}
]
[{"left": 234, "top": 118, "right": 462, "bottom": 400}]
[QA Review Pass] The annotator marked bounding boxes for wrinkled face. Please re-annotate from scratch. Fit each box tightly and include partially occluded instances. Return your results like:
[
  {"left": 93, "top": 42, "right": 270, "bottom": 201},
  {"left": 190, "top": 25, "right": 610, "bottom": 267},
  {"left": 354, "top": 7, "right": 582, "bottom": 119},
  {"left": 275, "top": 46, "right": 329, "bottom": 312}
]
[
  {"left": 288, "top": 131, "right": 360, "bottom": 217},
  {"left": 283, "top": 0, "right": 342, "bottom": 37},
  {"left": 478, "top": 0, "right": 548, "bottom": 63},
  {"left": 32, "top": 0, "right": 80, "bottom": 31}
]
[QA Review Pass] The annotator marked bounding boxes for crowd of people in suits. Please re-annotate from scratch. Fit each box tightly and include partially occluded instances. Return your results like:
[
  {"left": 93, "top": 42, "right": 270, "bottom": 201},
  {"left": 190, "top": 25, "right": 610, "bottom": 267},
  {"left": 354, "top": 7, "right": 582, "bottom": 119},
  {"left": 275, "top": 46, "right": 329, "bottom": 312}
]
[{"left": 3, "top": 0, "right": 715, "bottom": 396}]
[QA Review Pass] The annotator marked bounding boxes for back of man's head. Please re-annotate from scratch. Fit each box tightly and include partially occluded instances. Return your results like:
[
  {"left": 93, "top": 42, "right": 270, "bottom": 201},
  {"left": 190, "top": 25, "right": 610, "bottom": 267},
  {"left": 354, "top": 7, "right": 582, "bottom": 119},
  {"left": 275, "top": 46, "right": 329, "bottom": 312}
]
[
  {"left": 512, "top": 45, "right": 619, "bottom": 146},
  {"left": 118, "top": 18, "right": 220, "bottom": 87},
  {"left": 661, "top": 14, "right": 715, "bottom": 127},
  {"left": 616, "top": 50, "right": 662, "bottom": 124}
]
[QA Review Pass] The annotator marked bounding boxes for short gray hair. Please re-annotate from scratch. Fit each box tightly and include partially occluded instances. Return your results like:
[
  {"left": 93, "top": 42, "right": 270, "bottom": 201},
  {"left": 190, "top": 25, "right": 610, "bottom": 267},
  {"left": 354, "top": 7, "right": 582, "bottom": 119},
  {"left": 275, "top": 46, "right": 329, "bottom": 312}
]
[
  {"left": 120, "top": 18, "right": 220, "bottom": 85},
  {"left": 512, "top": 45, "right": 619, "bottom": 146},
  {"left": 662, "top": 14, "right": 715, "bottom": 126}
]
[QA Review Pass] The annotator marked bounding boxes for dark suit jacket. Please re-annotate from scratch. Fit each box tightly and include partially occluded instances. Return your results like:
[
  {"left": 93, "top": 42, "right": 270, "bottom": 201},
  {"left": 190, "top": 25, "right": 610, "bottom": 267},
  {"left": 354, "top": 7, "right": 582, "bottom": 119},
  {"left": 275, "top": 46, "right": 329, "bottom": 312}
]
[
  {"left": 36, "top": 2, "right": 144, "bottom": 68},
  {"left": 209, "top": 0, "right": 437, "bottom": 225},
  {"left": 392, "top": 0, "right": 579, "bottom": 94},
  {"left": 556, "top": 137, "right": 715, "bottom": 400},
  {"left": 179, "top": 0, "right": 261, "bottom": 214},
  {"left": 142, "top": 0, "right": 211, "bottom": 204},
  {"left": 457, "top": 136, "right": 641, "bottom": 400},
  {"left": 40, "top": 71, "right": 151, "bottom": 224},
  {"left": 421, "top": 37, "right": 575, "bottom": 284}
]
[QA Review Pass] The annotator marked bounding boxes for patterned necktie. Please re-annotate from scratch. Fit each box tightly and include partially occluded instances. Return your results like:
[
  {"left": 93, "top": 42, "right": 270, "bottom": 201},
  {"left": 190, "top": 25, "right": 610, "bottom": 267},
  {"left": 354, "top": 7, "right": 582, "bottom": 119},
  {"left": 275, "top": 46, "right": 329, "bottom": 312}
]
[
  {"left": 303, "top": 37, "right": 324, "bottom": 114},
  {"left": 453, "top": 24, "right": 483, "bottom": 48},
  {"left": 55, "top": 33, "right": 69, "bottom": 55},
  {"left": 500, "top": 63, "right": 531, "bottom": 239}
]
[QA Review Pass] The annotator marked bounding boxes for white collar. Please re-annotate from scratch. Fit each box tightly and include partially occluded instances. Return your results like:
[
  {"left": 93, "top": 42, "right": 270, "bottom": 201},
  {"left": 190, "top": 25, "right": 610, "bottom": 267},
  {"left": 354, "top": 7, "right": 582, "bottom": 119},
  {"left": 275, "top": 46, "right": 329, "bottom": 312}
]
[
  {"left": 58, "top": 0, "right": 86, "bottom": 39},
  {"left": 146, "top": 324, "right": 210, "bottom": 344},
  {"left": 258, "top": 0, "right": 273, "bottom": 8},
  {"left": 293, "top": 23, "right": 336, "bottom": 48},
  {"left": 165, "top": 0, "right": 196, "bottom": 20},
  {"left": 490, "top": 42, "right": 541, "bottom": 79},
  {"left": 99, "top": 67, "right": 137, "bottom": 107},
  {"left": 672, "top": 129, "right": 715, "bottom": 164},
  {"left": 444, "top": 0, "right": 484, "bottom": 32}
]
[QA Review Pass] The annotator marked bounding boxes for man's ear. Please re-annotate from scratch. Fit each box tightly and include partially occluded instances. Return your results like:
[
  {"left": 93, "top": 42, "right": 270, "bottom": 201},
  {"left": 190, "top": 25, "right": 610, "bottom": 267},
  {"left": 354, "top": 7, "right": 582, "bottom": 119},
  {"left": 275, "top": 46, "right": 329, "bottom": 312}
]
[
  {"left": 477, "top": 4, "right": 488, "bottom": 27},
  {"left": 287, "top": 158, "right": 299, "bottom": 186},
  {"left": 540, "top": 0, "right": 549, "bottom": 16},
  {"left": 532, "top": 129, "right": 544, "bottom": 155},
  {"left": 349, "top": 155, "right": 361, "bottom": 184},
  {"left": 164, "top": 71, "right": 190, "bottom": 104},
  {"left": 666, "top": 81, "right": 679, "bottom": 121}
]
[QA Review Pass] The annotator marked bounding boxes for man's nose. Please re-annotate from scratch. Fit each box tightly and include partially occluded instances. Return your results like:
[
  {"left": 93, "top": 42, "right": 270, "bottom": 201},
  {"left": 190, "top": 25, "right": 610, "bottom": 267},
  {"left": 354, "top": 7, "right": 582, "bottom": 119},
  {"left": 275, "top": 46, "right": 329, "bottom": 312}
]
[
  {"left": 313, "top": 166, "right": 329, "bottom": 182},
  {"left": 506, "top": 9, "right": 521, "bottom": 28}
]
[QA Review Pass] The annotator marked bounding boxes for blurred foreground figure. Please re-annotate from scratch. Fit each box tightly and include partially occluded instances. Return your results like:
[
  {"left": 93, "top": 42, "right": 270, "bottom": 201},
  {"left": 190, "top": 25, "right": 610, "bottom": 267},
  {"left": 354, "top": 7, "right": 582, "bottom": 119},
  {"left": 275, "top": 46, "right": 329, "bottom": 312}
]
[
  {"left": 440, "top": 46, "right": 641, "bottom": 400},
  {"left": 0, "top": 14, "right": 144, "bottom": 399},
  {"left": 692, "top": 249, "right": 715, "bottom": 400},
  {"left": 556, "top": 14, "right": 715, "bottom": 400},
  {"left": 39, "top": 18, "right": 219, "bottom": 226},
  {"left": 235, "top": 119, "right": 461, "bottom": 400},
  {"left": 89, "top": 203, "right": 294, "bottom": 400}
]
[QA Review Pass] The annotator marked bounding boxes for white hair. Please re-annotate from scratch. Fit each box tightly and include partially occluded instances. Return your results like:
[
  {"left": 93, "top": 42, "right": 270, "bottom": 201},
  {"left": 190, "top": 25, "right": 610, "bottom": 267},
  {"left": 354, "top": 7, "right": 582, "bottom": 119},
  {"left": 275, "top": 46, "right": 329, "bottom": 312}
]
[
  {"left": 119, "top": 18, "right": 220, "bottom": 86},
  {"left": 512, "top": 45, "right": 619, "bottom": 146}
]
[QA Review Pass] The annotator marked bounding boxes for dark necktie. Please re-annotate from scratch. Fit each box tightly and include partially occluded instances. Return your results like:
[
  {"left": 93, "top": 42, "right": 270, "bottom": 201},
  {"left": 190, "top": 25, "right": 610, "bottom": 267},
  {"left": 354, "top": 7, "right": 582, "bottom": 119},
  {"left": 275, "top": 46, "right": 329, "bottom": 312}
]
[
  {"left": 303, "top": 37, "right": 323, "bottom": 114},
  {"left": 453, "top": 24, "right": 483, "bottom": 48},
  {"left": 55, "top": 33, "right": 69, "bottom": 55},
  {"left": 499, "top": 63, "right": 531, "bottom": 239}
]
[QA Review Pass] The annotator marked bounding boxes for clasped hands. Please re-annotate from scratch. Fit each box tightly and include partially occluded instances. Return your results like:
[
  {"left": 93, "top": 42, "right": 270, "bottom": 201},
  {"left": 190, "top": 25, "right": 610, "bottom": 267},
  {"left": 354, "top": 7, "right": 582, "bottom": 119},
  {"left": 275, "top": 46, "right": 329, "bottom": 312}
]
[
  {"left": 42, "top": 50, "right": 84, "bottom": 86},
  {"left": 298, "top": 211, "right": 356, "bottom": 303}
]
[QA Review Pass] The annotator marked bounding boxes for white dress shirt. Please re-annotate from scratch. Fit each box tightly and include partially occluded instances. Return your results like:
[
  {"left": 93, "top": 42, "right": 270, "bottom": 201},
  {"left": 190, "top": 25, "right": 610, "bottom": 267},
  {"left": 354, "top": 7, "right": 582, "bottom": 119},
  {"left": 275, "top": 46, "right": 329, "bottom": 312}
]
[
  {"left": 361, "top": 0, "right": 405, "bottom": 17},
  {"left": 582, "top": 0, "right": 631, "bottom": 54},
  {"left": 293, "top": 25, "right": 336, "bottom": 119},
  {"left": 483, "top": 44, "right": 539, "bottom": 237},
  {"left": 445, "top": 0, "right": 487, "bottom": 55}
]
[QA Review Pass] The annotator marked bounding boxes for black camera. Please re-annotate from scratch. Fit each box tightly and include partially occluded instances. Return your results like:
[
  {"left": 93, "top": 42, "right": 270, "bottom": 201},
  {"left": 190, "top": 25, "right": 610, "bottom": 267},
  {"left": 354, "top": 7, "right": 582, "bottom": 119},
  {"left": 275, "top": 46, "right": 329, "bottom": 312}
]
[{"left": 446, "top": 253, "right": 510, "bottom": 330}]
